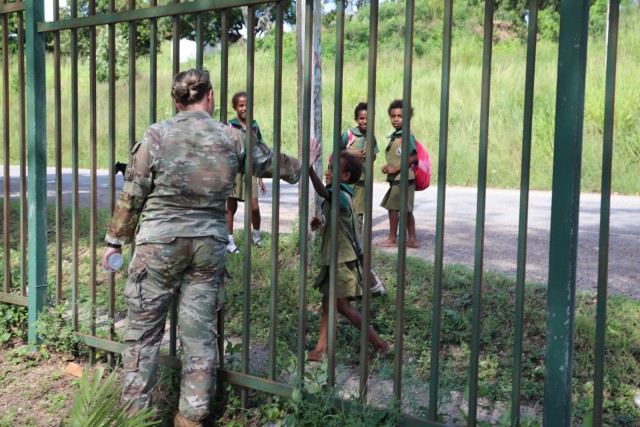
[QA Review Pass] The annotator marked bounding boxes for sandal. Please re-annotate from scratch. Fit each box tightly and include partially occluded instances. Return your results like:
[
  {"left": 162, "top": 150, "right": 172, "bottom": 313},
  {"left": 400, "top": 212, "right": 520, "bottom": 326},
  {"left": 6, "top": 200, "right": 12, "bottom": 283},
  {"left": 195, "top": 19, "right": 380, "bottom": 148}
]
[{"left": 227, "top": 242, "right": 240, "bottom": 254}]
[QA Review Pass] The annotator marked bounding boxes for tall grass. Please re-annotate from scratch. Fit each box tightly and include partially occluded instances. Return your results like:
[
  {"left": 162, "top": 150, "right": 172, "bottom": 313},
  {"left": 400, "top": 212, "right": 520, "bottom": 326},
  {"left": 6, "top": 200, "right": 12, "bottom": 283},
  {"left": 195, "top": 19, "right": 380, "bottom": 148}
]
[{"left": 1, "top": 8, "right": 638, "bottom": 193}]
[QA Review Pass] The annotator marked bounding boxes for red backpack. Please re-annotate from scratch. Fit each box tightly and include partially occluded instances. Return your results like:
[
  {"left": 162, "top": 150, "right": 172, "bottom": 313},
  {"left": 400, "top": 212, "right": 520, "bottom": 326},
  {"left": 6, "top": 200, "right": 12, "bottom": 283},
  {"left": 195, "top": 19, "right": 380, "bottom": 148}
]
[{"left": 413, "top": 141, "right": 432, "bottom": 191}]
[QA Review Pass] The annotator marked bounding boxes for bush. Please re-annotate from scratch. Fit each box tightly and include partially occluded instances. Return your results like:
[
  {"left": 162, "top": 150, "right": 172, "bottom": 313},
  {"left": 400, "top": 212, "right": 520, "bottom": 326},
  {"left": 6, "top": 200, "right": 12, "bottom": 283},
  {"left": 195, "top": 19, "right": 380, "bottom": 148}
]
[{"left": 0, "top": 303, "right": 28, "bottom": 343}]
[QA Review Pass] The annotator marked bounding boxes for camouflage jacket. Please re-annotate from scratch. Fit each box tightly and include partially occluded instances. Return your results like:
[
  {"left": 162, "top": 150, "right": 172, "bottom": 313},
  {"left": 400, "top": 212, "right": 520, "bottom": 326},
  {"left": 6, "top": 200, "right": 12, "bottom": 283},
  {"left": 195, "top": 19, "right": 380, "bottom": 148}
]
[{"left": 105, "top": 110, "right": 301, "bottom": 245}]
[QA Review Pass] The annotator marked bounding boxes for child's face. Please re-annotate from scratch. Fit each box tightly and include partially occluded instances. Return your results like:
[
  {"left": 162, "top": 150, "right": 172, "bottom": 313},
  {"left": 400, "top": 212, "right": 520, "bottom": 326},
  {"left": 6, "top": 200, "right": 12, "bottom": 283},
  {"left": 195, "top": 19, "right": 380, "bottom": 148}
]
[
  {"left": 325, "top": 160, "right": 350, "bottom": 184},
  {"left": 356, "top": 110, "right": 367, "bottom": 133},
  {"left": 325, "top": 165, "right": 333, "bottom": 185},
  {"left": 389, "top": 108, "right": 403, "bottom": 130},
  {"left": 233, "top": 96, "right": 247, "bottom": 121}
]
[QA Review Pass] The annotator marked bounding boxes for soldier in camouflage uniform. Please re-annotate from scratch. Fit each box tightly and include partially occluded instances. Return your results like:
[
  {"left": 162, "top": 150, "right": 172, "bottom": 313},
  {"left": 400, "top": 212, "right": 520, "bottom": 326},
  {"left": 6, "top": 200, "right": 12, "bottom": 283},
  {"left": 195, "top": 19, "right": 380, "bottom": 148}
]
[{"left": 101, "top": 69, "right": 301, "bottom": 427}]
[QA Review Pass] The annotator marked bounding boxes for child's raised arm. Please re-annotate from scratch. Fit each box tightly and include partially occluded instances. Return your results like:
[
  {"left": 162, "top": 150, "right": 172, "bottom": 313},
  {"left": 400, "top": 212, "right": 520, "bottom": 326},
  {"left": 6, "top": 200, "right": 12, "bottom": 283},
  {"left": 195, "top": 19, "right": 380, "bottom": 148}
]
[{"left": 308, "top": 138, "right": 331, "bottom": 201}]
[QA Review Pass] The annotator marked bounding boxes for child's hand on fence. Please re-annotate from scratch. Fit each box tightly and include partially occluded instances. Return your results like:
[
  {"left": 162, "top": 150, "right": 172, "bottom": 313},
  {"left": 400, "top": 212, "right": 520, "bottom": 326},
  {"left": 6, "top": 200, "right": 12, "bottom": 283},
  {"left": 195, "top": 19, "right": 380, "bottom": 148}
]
[{"left": 310, "top": 138, "right": 322, "bottom": 168}]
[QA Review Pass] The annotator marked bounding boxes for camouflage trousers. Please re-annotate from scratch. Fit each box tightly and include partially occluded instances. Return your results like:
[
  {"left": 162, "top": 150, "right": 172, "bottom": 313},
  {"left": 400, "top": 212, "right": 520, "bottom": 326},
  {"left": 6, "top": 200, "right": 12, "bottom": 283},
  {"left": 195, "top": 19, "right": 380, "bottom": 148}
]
[{"left": 121, "top": 236, "right": 227, "bottom": 422}]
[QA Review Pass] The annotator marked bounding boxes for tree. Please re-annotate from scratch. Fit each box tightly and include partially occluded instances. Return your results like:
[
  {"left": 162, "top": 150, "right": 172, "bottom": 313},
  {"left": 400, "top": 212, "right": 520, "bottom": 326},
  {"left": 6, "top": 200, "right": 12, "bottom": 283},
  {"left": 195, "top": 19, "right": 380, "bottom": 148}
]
[
  {"left": 56, "top": 0, "right": 160, "bottom": 58},
  {"left": 171, "top": 1, "right": 296, "bottom": 45}
]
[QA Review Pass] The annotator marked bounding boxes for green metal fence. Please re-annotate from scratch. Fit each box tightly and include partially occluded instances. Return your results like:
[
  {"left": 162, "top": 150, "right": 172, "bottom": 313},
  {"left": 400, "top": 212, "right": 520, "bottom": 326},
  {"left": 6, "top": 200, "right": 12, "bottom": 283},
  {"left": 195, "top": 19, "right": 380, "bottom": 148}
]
[{"left": 0, "top": 0, "right": 623, "bottom": 425}]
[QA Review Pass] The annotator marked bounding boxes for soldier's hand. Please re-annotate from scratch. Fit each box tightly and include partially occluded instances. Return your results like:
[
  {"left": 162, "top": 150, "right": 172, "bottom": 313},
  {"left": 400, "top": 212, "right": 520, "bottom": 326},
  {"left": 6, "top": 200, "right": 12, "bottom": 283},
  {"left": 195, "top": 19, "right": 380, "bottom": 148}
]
[{"left": 101, "top": 247, "right": 122, "bottom": 272}]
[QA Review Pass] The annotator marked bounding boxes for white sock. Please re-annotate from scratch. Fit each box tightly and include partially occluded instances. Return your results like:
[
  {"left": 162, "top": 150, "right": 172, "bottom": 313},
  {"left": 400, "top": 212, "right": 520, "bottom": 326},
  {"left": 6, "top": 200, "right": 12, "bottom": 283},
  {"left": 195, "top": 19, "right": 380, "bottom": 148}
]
[
  {"left": 252, "top": 229, "right": 261, "bottom": 239},
  {"left": 228, "top": 234, "right": 235, "bottom": 244}
]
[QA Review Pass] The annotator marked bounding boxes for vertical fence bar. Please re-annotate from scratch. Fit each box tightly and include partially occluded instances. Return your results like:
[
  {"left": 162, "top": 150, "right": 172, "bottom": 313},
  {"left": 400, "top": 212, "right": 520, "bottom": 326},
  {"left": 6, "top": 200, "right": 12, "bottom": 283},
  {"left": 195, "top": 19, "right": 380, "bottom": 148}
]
[
  {"left": 511, "top": 0, "right": 538, "bottom": 423},
  {"left": 169, "top": 0, "right": 180, "bottom": 358},
  {"left": 297, "top": 0, "right": 313, "bottom": 380},
  {"left": 107, "top": 0, "right": 117, "bottom": 366},
  {"left": 327, "top": 0, "right": 345, "bottom": 389},
  {"left": 219, "top": 10, "right": 229, "bottom": 124},
  {"left": 25, "top": 0, "right": 47, "bottom": 345},
  {"left": 428, "top": 0, "right": 453, "bottom": 418},
  {"left": 18, "top": 9, "right": 27, "bottom": 296},
  {"left": 71, "top": 0, "right": 80, "bottom": 331},
  {"left": 359, "top": 0, "right": 378, "bottom": 400},
  {"left": 592, "top": 0, "right": 619, "bottom": 424},
  {"left": 54, "top": 0, "right": 63, "bottom": 305},
  {"left": 467, "top": 0, "right": 494, "bottom": 424},
  {"left": 171, "top": 1, "right": 179, "bottom": 117},
  {"left": 149, "top": 0, "right": 157, "bottom": 124},
  {"left": 267, "top": 0, "right": 284, "bottom": 384},
  {"left": 129, "top": 0, "right": 137, "bottom": 148},
  {"left": 216, "top": 8, "right": 229, "bottom": 404},
  {"left": 195, "top": 12, "right": 203, "bottom": 70},
  {"left": 241, "top": 4, "right": 256, "bottom": 408},
  {"left": 2, "top": 1, "right": 10, "bottom": 295},
  {"left": 88, "top": 0, "right": 98, "bottom": 365},
  {"left": 393, "top": 0, "right": 415, "bottom": 404},
  {"left": 543, "top": 0, "right": 591, "bottom": 424}
]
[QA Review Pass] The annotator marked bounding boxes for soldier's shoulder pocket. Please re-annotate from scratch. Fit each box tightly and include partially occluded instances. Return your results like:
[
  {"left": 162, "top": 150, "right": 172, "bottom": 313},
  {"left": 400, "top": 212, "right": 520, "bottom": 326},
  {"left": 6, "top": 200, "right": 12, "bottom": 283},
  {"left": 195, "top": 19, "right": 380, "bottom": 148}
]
[
  {"left": 125, "top": 141, "right": 143, "bottom": 180},
  {"left": 130, "top": 141, "right": 142, "bottom": 155}
]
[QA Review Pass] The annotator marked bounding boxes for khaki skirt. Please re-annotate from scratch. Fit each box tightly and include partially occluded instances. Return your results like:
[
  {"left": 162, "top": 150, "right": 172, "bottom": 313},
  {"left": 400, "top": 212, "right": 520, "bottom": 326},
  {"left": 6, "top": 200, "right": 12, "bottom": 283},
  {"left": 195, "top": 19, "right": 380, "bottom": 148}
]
[
  {"left": 229, "top": 173, "right": 259, "bottom": 202},
  {"left": 314, "top": 261, "right": 363, "bottom": 300},
  {"left": 380, "top": 181, "right": 415, "bottom": 212}
]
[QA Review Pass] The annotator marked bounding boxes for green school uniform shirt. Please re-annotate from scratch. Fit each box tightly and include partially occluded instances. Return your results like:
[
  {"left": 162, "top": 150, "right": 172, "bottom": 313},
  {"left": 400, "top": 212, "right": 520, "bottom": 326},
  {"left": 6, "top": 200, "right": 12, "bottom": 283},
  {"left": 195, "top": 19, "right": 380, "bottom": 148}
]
[
  {"left": 320, "top": 183, "right": 359, "bottom": 265},
  {"left": 384, "top": 129, "right": 417, "bottom": 182}
]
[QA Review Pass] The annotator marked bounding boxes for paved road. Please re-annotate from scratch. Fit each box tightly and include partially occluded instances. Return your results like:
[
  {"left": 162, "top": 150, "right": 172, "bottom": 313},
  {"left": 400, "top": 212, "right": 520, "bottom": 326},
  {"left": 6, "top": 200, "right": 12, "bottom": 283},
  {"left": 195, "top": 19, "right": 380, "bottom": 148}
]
[{"left": 3, "top": 166, "right": 639, "bottom": 297}]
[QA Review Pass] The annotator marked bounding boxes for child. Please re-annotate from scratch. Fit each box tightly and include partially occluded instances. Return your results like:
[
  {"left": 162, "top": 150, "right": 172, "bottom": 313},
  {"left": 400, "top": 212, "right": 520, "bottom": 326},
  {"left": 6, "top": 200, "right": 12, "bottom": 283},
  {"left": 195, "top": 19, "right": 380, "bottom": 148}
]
[
  {"left": 340, "top": 102, "right": 379, "bottom": 235},
  {"left": 379, "top": 99, "right": 420, "bottom": 248},
  {"left": 227, "top": 91, "right": 267, "bottom": 253},
  {"left": 307, "top": 143, "right": 390, "bottom": 362}
]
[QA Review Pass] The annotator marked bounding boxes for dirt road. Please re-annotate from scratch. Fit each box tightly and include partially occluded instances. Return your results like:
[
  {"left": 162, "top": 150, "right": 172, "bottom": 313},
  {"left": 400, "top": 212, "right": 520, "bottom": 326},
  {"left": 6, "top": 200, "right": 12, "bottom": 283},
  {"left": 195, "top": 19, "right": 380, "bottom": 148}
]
[{"left": 3, "top": 166, "right": 639, "bottom": 297}]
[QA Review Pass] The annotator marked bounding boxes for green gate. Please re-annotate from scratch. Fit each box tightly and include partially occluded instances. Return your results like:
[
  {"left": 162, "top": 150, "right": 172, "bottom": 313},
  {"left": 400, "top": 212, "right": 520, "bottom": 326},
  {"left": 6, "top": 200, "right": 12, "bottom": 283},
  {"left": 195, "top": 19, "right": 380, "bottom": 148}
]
[{"left": 0, "top": 0, "right": 627, "bottom": 425}]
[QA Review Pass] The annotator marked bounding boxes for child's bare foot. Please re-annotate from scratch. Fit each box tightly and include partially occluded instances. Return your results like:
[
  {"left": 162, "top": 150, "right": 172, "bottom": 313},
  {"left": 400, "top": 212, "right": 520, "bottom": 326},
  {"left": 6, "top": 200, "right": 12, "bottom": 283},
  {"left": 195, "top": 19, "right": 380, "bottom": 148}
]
[
  {"left": 377, "top": 239, "right": 397, "bottom": 248},
  {"left": 407, "top": 239, "right": 420, "bottom": 248},
  {"left": 307, "top": 350, "right": 326, "bottom": 362},
  {"left": 372, "top": 342, "right": 392, "bottom": 359}
]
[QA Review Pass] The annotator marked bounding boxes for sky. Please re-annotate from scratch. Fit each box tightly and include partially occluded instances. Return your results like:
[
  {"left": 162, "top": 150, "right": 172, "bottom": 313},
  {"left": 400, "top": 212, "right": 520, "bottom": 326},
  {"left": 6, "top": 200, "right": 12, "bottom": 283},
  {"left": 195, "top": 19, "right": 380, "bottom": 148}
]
[{"left": 45, "top": 0, "right": 67, "bottom": 22}]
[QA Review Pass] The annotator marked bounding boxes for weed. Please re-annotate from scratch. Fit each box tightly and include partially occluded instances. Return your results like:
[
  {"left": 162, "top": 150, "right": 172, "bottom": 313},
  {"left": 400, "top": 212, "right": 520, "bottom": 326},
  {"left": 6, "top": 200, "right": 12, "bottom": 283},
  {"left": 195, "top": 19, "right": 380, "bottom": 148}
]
[
  {"left": 0, "top": 303, "right": 28, "bottom": 343},
  {"left": 34, "top": 302, "right": 82, "bottom": 355},
  {"left": 60, "top": 367, "right": 159, "bottom": 427}
]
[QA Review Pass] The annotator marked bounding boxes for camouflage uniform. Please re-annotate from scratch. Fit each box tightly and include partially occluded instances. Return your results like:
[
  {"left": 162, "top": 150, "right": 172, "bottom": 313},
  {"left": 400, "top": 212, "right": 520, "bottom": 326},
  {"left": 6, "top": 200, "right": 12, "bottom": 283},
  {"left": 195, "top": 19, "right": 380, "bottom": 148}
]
[{"left": 105, "top": 110, "right": 300, "bottom": 421}]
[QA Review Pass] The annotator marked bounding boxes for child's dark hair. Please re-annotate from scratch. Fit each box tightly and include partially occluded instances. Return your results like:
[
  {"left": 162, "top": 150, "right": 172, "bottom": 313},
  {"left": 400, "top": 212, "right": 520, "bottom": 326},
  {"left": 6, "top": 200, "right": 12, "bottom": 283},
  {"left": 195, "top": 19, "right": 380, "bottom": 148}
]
[
  {"left": 354, "top": 102, "right": 367, "bottom": 120},
  {"left": 341, "top": 151, "right": 363, "bottom": 184},
  {"left": 231, "top": 91, "right": 247, "bottom": 108},
  {"left": 388, "top": 99, "right": 414, "bottom": 117}
]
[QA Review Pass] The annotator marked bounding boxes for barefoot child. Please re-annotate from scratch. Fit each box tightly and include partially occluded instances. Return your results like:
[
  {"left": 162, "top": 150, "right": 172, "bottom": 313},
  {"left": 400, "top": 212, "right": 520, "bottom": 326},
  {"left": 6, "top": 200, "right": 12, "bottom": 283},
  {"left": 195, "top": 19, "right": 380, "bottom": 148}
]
[
  {"left": 340, "top": 102, "right": 379, "bottom": 236},
  {"left": 307, "top": 144, "right": 390, "bottom": 362},
  {"left": 379, "top": 99, "right": 420, "bottom": 248},
  {"left": 227, "top": 91, "right": 267, "bottom": 252}
]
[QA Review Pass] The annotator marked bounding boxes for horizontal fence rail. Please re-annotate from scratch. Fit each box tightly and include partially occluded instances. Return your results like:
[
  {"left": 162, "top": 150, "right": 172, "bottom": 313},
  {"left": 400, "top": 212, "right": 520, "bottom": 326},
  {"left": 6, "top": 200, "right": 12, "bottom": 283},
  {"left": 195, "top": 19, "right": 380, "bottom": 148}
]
[{"left": 0, "top": 0, "right": 627, "bottom": 425}]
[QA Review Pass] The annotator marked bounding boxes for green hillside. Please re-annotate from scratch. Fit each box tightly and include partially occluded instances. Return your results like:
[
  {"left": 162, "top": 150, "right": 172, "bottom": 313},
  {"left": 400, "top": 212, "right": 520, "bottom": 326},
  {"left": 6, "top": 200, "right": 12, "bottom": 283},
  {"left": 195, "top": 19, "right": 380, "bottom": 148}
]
[{"left": 1, "top": 3, "right": 638, "bottom": 193}]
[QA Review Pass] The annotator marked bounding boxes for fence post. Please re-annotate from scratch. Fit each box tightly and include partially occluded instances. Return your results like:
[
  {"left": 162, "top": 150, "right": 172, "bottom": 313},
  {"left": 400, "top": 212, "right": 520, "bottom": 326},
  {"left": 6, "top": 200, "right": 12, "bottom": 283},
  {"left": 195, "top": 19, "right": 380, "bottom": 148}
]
[
  {"left": 543, "top": 0, "right": 590, "bottom": 424},
  {"left": 25, "top": 0, "right": 48, "bottom": 347}
]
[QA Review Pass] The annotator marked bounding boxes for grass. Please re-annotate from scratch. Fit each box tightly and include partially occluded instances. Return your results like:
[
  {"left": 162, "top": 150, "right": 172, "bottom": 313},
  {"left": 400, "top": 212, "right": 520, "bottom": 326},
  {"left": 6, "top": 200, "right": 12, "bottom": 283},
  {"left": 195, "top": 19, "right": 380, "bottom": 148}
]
[{"left": 1, "top": 8, "right": 639, "bottom": 194}]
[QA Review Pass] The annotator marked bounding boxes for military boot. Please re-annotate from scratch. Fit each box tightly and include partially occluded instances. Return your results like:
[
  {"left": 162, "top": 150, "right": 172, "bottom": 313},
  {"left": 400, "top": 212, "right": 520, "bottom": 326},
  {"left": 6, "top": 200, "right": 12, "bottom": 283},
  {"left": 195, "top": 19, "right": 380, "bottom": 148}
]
[{"left": 174, "top": 411, "right": 204, "bottom": 427}]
